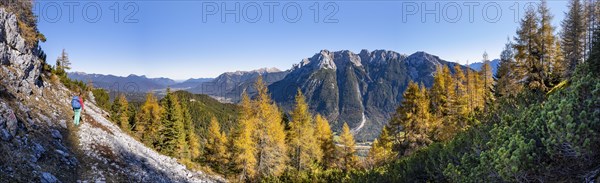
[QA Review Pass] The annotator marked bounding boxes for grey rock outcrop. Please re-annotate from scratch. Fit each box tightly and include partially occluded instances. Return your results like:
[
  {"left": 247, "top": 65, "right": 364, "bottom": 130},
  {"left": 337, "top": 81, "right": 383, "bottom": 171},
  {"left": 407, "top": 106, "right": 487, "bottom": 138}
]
[{"left": 0, "top": 8, "right": 44, "bottom": 96}]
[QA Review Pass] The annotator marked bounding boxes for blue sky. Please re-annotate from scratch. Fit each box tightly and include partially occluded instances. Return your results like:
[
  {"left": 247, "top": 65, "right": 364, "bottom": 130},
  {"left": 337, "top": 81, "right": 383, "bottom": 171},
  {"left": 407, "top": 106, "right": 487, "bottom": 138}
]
[{"left": 36, "top": 1, "right": 568, "bottom": 80}]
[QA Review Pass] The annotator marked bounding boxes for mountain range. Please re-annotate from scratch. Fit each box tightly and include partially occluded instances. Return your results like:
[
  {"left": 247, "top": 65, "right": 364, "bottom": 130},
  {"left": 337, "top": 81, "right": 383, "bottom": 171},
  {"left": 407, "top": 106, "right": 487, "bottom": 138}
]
[
  {"left": 67, "top": 72, "right": 213, "bottom": 92},
  {"left": 269, "top": 50, "right": 467, "bottom": 140},
  {"left": 69, "top": 51, "right": 489, "bottom": 140}
]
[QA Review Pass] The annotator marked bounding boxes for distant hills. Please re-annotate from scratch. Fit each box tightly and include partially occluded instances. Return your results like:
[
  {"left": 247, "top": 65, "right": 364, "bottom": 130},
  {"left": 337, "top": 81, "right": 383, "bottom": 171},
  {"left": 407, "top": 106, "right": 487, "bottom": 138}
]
[
  {"left": 70, "top": 50, "right": 491, "bottom": 141},
  {"left": 67, "top": 72, "right": 213, "bottom": 93},
  {"left": 467, "top": 59, "right": 500, "bottom": 75}
]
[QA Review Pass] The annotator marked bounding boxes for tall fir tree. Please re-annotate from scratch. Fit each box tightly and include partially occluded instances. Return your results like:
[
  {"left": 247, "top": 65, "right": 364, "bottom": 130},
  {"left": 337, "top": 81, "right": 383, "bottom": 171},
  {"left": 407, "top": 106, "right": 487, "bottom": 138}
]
[
  {"left": 538, "top": 0, "right": 560, "bottom": 86},
  {"left": 314, "top": 114, "right": 337, "bottom": 169},
  {"left": 135, "top": 93, "right": 163, "bottom": 148},
  {"left": 181, "top": 100, "right": 200, "bottom": 160},
  {"left": 232, "top": 92, "right": 257, "bottom": 181},
  {"left": 205, "top": 116, "right": 230, "bottom": 173},
  {"left": 339, "top": 122, "right": 358, "bottom": 172},
  {"left": 111, "top": 94, "right": 130, "bottom": 132},
  {"left": 583, "top": 0, "right": 599, "bottom": 58},
  {"left": 496, "top": 39, "right": 523, "bottom": 98},
  {"left": 253, "top": 76, "right": 288, "bottom": 179},
  {"left": 430, "top": 65, "right": 450, "bottom": 115},
  {"left": 480, "top": 52, "right": 495, "bottom": 107},
  {"left": 287, "top": 89, "right": 321, "bottom": 172},
  {"left": 159, "top": 88, "right": 185, "bottom": 157},
  {"left": 389, "top": 81, "right": 432, "bottom": 156},
  {"left": 562, "top": 0, "right": 586, "bottom": 77},
  {"left": 514, "top": 6, "right": 546, "bottom": 91},
  {"left": 431, "top": 65, "right": 457, "bottom": 141},
  {"left": 588, "top": 25, "right": 600, "bottom": 74},
  {"left": 452, "top": 65, "right": 469, "bottom": 119}
]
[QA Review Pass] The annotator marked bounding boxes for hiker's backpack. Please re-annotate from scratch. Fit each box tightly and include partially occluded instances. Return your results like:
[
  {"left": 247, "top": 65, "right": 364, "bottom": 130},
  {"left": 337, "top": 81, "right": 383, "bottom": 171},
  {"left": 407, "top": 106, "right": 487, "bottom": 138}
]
[{"left": 71, "top": 96, "right": 81, "bottom": 109}]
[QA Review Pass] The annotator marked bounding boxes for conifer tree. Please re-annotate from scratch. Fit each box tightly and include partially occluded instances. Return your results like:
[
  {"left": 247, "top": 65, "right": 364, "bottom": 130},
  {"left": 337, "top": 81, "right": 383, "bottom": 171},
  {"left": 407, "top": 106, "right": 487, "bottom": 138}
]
[
  {"left": 588, "top": 26, "right": 600, "bottom": 74},
  {"left": 287, "top": 89, "right": 321, "bottom": 172},
  {"left": 54, "top": 49, "right": 71, "bottom": 76},
  {"left": 205, "top": 116, "right": 230, "bottom": 172},
  {"left": 253, "top": 76, "right": 288, "bottom": 179},
  {"left": 496, "top": 40, "right": 522, "bottom": 98},
  {"left": 339, "top": 122, "right": 358, "bottom": 172},
  {"left": 538, "top": 0, "right": 564, "bottom": 87},
  {"left": 232, "top": 92, "right": 257, "bottom": 181},
  {"left": 159, "top": 88, "right": 185, "bottom": 156},
  {"left": 452, "top": 65, "right": 469, "bottom": 119},
  {"left": 583, "top": 0, "right": 598, "bottom": 58},
  {"left": 430, "top": 65, "right": 449, "bottom": 115},
  {"left": 135, "top": 93, "right": 163, "bottom": 147},
  {"left": 561, "top": 0, "right": 586, "bottom": 77},
  {"left": 181, "top": 100, "right": 200, "bottom": 160},
  {"left": 111, "top": 94, "right": 130, "bottom": 132},
  {"left": 430, "top": 65, "right": 457, "bottom": 141},
  {"left": 367, "top": 127, "right": 394, "bottom": 168},
  {"left": 514, "top": 6, "right": 545, "bottom": 91},
  {"left": 480, "top": 52, "right": 495, "bottom": 107},
  {"left": 314, "top": 114, "right": 337, "bottom": 169},
  {"left": 389, "top": 81, "right": 432, "bottom": 156}
]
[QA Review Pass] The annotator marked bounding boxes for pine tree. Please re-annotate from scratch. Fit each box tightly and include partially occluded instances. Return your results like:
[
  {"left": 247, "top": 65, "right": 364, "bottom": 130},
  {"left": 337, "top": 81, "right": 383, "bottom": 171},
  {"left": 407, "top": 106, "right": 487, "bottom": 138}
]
[
  {"left": 430, "top": 65, "right": 449, "bottom": 115},
  {"left": 253, "top": 76, "right": 288, "bottom": 179},
  {"left": 389, "top": 81, "right": 432, "bottom": 156},
  {"left": 181, "top": 100, "right": 200, "bottom": 160},
  {"left": 562, "top": 0, "right": 586, "bottom": 77},
  {"left": 551, "top": 39, "right": 566, "bottom": 82},
  {"left": 111, "top": 94, "right": 130, "bottom": 132},
  {"left": 588, "top": 26, "right": 600, "bottom": 74},
  {"left": 538, "top": 0, "right": 560, "bottom": 87},
  {"left": 205, "top": 116, "right": 230, "bottom": 172},
  {"left": 367, "top": 127, "right": 394, "bottom": 168},
  {"left": 496, "top": 39, "right": 522, "bottom": 98},
  {"left": 339, "top": 122, "right": 358, "bottom": 172},
  {"left": 583, "top": 0, "right": 598, "bottom": 58},
  {"left": 232, "top": 92, "right": 257, "bottom": 181},
  {"left": 514, "top": 6, "right": 545, "bottom": 91},
  {"left": 54, "top": 49, "right": 71, "bottom": 76},
  {"left": 430, "top": 65, "right": 458, "bottom": 141},
  {"left": 452, "top": 65, "right": 469, "bottom": 119},
  {"left": 314, "top": 114, "right": 337, "bottom": 169},
  {"left": 480, "top": 52, "right": 495, "bottom": 107},
  {"left": 466, "top": 63, "right": 483, "bottom": 111},
  {"left": 287, "top": 89, "right": 321, "bottom": 172},
  {"left": 159, "top": 88, "right": 185, "bottom": 156},
  {"left": 135, "top": 93, "right": 163, "bottom": 147}
]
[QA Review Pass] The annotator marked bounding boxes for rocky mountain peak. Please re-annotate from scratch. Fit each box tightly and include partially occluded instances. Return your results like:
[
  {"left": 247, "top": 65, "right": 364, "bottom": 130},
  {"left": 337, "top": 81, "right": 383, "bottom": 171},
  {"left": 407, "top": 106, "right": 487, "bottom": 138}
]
[
  {"left": 359, "top": 49, "right": 405, "bottom": 64},
  {"left": 406, "top": 51, "right": 444, "bottom": 66}
]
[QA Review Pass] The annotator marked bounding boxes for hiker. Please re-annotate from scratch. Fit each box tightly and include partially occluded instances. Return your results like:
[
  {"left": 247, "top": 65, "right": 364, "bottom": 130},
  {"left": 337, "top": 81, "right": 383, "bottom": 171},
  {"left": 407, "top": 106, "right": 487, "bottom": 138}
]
[{"left": 71, "top": 94, "right": 84, "bottom": 126}]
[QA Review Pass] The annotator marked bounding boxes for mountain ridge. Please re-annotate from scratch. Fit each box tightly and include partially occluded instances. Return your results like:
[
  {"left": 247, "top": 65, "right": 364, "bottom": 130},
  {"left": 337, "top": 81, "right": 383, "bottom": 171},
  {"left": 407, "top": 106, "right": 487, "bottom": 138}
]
[{"left": 270, "top": 49, "right": 467, "bottom": 140}]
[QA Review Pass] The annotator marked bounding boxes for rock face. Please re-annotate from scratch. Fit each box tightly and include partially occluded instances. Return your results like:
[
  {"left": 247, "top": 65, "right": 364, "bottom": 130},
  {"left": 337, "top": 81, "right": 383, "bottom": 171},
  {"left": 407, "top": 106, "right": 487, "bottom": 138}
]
[
  {"left": 188, "top": 67, "right": 289, "bottom": 103},
  {"left": 269, "top": 49, "right": 467, "bottom": 141},
  {"left": 0, "top": 8, "right": 44, "bottom": 96}
]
